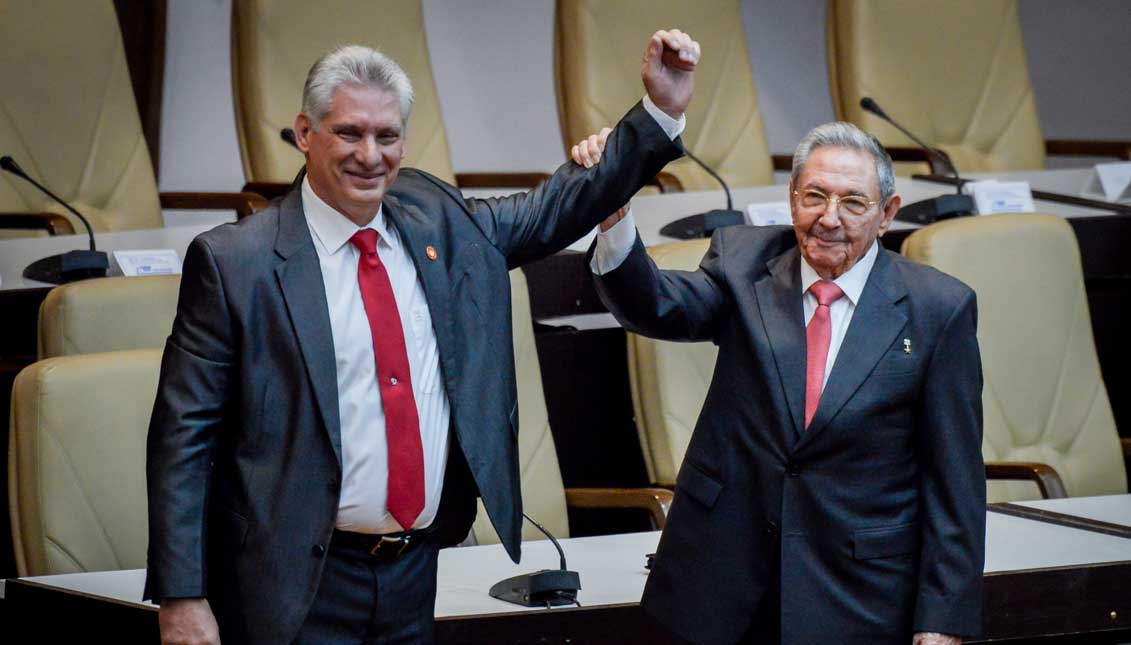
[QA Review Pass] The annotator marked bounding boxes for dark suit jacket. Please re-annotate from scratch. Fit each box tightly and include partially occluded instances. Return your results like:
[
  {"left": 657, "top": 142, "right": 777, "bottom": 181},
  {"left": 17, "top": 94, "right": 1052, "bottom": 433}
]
[
  {"left": 592, "top": 226, "right": 985, "bottom": 644},
  {"left": 144, "top": 103, "right": 682, "bottom": 645}
]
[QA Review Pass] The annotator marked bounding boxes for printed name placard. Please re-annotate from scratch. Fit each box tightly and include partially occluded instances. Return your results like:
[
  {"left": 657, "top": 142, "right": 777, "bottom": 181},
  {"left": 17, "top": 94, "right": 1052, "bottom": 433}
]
[
  {"left": 964, "top": 180, "right": 1035, "bottom": 215},
  {"left": 1082, "top": 161, "right": 1131, "bottom": 203},
  {"left": 113, "top": 249, "right": 182, "bottom": 276},
  {"left": 745, "top": 201, "right": 792, "bottom": 226}
]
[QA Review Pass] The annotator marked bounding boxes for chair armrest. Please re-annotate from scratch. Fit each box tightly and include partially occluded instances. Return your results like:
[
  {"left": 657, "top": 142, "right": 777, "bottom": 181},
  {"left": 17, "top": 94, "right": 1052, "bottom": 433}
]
[
  {"left": 771, "top": 154, "right": 793, "bottom": 172},
  {"left": 159, "top": 192, "right": 269, "bottom": 220},
  {"left": 1046, "top": 139, "right": 1131, "bottom": 161},
  {"left": 1121, "top": 438, "right": 1131, "bottom": 460},
  {"left": 563, "top": 487, "right": 674, "bottom": 529},
  {"left": 454, "top": 172, "right": 552, "bottom": 190},
  {"left": 0, "top": 212, "right": 75, "bottom": 235},
  {"left": 241, "top": 181, "right": 292, "bottom": 200},
  {"left": 645, "top": 171, "right": 683, "bottom": 194},
  {"left": 985, "top": 461, "right": 1068, "bottom": 499},
  {"left": 882, "top": 145, "right": 952, "bottom": 175}
]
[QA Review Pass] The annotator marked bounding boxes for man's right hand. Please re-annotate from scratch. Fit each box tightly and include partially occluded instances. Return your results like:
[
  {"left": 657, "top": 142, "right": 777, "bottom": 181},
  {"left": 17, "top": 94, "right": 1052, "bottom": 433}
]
[{"left": 159, "top": 598, "right": 220, "bottom": 645}]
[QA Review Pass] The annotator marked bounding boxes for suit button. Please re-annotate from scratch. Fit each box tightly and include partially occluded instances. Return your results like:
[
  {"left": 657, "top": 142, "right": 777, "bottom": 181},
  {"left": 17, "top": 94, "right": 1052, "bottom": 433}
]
[
  {"left": 327, "top": 478, "right": 339, "bottom": 492},
  {"left": 786, "top": 464, "right": 800, "bottom": 477},
  {"left": 312, "top": 544, "right": 326, "bottom": 557},
  {"left": 764, "top": 521, "right": 777, "bottom": 535}
]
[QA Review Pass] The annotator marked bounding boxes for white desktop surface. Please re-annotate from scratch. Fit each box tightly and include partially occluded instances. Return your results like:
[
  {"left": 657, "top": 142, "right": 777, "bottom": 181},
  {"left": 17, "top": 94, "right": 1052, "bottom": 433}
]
[{"left": 9, "top": 497, "right": 1130, "bottom": 613}]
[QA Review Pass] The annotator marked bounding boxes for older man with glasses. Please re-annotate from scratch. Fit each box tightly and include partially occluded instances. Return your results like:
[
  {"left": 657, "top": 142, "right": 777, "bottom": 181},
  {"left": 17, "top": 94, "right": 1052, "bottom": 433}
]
[{"left": 578, "top": 122, "right": 985, "bottom": 644}]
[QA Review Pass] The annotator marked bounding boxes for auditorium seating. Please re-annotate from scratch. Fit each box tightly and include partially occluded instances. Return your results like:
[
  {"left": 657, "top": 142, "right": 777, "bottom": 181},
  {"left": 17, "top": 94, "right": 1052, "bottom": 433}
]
[{"left": 37, "top": 276, "right": 180, "bottom": 358}]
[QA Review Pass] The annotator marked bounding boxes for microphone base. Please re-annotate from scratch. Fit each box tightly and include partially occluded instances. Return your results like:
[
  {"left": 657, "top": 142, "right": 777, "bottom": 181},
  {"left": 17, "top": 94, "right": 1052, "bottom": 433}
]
[
  {"left": 24, "top": 249, "right": 109, "bottom": 285},
  {"left": 659, "top": 209, "right": 745, "bottom": 239},
  {"left": 896, "top": 194, "right": 975, "bottom": 226},
  {"left": 489, "top": 569, "right": 581, "bottom": 607}
]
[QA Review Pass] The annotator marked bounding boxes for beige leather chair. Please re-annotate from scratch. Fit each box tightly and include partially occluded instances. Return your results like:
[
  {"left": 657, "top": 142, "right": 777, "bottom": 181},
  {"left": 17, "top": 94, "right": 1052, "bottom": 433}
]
[
  {"left": 626, "top": 240, "right": 715, "bottom": 486},
  {"left": 472, "top": 270, "right": 672, "bottom": 544},
  {"left": 902, "top": 213, "right": 1130, "bottom": 502},
  {"left": 37, "top": 276, "right": 180, "bottom": 359},
  {"left": 0, "top": 1, "right": 264, "bottom": 238},
  {"left": 232, "top": 0, "right": 544, "bottom": 196},
  {"left": 827, "top": 0, "right": 1130, "bottom": 175},
  {"left": 555, "top": 0, "right": 776, "bottom": 192},
  {"left": 9, "top": 349, "right": 160, "bottom": 575}
]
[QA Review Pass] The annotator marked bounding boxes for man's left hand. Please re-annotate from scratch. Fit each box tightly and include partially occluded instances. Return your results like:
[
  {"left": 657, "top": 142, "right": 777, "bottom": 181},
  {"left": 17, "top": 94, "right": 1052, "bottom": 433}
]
[
  {"left": 641, "top": 29, "right": 700, "bottom": 119},
  {"left": 914, "top": 633, "right": 961, "bottom": 645}
]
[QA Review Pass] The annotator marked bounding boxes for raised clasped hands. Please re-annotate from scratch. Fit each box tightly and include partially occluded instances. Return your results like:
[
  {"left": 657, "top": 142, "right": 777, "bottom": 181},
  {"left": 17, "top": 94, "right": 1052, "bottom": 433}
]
[{"left": 642, "top": 28, "right": 701, "bottom": 119}]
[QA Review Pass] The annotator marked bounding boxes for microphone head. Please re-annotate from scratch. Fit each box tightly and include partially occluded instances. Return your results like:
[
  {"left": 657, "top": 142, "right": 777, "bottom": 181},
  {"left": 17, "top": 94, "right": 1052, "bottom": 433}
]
[
  {"left": 280, "top": 128, "right": 298, "bottom": 149},
  {"left": 859, "top": 97, "right": 887, "bottom": 119},
  {"left": 0, "top": 155, "right": 24, "bottom": 176}
]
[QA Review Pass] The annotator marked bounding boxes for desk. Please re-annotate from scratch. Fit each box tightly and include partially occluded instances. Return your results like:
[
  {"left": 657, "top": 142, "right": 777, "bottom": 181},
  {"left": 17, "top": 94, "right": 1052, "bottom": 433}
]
[{"left": 4, "top": 498, "right": 1131, "bottom": 643}]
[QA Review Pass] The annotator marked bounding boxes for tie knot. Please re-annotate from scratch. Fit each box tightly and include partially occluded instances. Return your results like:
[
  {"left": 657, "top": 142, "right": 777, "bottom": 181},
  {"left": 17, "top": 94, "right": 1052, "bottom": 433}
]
[
  {"left": 349, "top": 229, "right": 379, "bottom": 255},
  {"left": 809, "top": 280, "right": 844, "bottom": 307}
]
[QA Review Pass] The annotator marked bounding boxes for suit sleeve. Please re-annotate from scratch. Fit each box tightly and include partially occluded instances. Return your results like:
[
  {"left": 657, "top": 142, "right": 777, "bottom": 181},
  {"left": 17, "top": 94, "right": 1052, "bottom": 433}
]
[
  {"left": 590, "top": 229, "right": 730, "bottom": 343},
  {"left": 144, "top": 237, "right": 235, "bottom": 601},
  {"left": 463, "top": 101, "right": 684, "bottom": 269},
  {"left": 913, "top": 290, "right": 986, "bottom": 637}
]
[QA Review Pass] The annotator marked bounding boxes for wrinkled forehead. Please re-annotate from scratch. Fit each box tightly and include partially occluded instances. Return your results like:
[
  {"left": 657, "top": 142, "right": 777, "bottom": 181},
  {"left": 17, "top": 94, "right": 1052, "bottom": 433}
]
[{"left": 796, "top": 146, "right": 880, "bottom": 196}]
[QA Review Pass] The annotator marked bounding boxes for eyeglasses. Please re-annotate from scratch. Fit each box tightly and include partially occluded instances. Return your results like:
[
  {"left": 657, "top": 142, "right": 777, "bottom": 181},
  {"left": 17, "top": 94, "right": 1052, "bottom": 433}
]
[{"left": 793, "top": 189, "right": 880, "bottom": 217}]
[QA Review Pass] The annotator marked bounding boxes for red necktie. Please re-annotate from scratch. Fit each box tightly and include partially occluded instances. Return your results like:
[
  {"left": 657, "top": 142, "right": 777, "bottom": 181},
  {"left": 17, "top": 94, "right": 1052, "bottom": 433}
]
[
  {"left": 350, "top": 229, "right": 425, "bottom": 530},
  {"left": 804, "top": 280, "right": 845, "bottom": 429}
]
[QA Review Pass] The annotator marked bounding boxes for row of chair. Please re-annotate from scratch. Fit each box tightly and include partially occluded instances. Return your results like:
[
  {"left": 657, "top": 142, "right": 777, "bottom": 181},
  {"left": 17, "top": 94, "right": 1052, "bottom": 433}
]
[
  {"left": 5, "top": 0, "right": 1127, "bottom": 237},
  {"left": 8, "top": 270, "right": 672, "bottom": 577}
]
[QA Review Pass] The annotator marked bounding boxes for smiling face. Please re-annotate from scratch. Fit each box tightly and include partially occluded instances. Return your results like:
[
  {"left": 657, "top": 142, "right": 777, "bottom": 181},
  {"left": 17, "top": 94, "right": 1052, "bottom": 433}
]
[
  {"left": 294, "top": 83, "right": 407, "bottom": 226},
  {"left": 789, "top": 146, "right": 900, "bottom": 279}
]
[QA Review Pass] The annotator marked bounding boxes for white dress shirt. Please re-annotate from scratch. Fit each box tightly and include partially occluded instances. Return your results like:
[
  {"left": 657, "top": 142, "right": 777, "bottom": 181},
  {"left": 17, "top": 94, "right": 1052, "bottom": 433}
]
[
  {"left": 303, "top": 178, "right": 450, "bottom": 534},
  {"left": 592, "top": 216, "right": 880, "bottom": 394}
]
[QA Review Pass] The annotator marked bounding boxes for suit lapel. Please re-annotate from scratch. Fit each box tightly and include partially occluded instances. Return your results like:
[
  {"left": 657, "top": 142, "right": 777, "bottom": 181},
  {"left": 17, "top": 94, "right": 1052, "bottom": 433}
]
[
  {"left": 752, "top": 248, "right": 808, "bottom": 439},
  {"left": 273, "top": 190, "right": 343, "bottom": 466},
  {"left": 381, "top": 194, "right": 461, "bottom": 401},
  {"left": 797, "top": 250, "right": 908, "bottom": 449}
]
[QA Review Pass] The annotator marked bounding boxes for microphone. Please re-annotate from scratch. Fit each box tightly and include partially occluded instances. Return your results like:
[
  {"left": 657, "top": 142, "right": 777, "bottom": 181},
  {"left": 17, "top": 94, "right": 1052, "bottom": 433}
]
[
  {"left": 281, "top": 128, "right": 298, "bottom": 149},
  {"left": 488, "top": 513, "right": 581, "bottom": 608},
  {"left": 1, "top": 155, "right": 109, "bottom": 284},
  {"left": 858, "top": 97, "right": 974, "bottom": 225},
  {"left": 658, "top": 150, "right": 746, "bottom": 239}
]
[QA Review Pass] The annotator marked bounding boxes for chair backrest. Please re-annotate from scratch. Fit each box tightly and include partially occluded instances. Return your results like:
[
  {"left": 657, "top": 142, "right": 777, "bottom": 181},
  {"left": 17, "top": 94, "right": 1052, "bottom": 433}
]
[
  {"left": 827, "top": 0, "right": 1046, "bottom": 173},
  {"left": 9, "top": 349, "right": 161, "bottom": 576},
  {"left": 0, "top": 0, "right": 162, "bottom": 233},
  {"left": 472, "top": 269, "right": 570, "bottom": 544},
  {"left": 626, "top": 239, "right": 716, "bottom": 486},
  {"left": 38, "top": 275, "right": 181, "bottom": 358},
  {"left": 902, "top": 214, "right": 1126, "bottom": 502},
  {"left": 555, "top": 0, "right": 773, "bottom": 191},
  {"left": 231, "top": 0, "right": 456, "bottom": 185}
]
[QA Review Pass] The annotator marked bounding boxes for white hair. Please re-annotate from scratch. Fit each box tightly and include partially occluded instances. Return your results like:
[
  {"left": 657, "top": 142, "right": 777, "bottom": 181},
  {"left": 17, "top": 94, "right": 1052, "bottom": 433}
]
[
  {"left": 791, "top": 122, "right": 896, "bottom": 202},
  {"left": 301, "top": 45, "right": 414, "bottom": 130}
]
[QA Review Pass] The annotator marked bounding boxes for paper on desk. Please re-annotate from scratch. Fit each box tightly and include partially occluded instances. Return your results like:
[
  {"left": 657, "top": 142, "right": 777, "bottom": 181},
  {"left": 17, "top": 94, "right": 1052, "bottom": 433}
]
[
  {"left": 964, "top": 180, "right": 1035, "bottom": 215},
  {"left": 1083, "top": 161, "right": 1131, "bottom": 203},
  {"left": 745, "top": 201, "right": 791, "bottom": 226},
  {"left": 113, "top": 249, "right": 182, "bottom": 276}
]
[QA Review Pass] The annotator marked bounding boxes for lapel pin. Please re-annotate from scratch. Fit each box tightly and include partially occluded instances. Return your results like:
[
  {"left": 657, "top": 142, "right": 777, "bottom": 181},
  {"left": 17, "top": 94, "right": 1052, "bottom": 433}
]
[
  {"left": 425, "top": 245, "right": 438, "bottom": 261},
  {"left": 903, "top": 338, "right": 912, "bottom": 354}
]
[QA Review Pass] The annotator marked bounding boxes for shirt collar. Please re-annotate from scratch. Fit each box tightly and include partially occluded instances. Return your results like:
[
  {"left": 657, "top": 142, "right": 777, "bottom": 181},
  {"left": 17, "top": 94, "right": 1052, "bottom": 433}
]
[
  {"left": 799, "top": 240, "right": 880, "bottom": 306},
  {"left": 301, "top": 176, "right": 390, "bottom": 255}
]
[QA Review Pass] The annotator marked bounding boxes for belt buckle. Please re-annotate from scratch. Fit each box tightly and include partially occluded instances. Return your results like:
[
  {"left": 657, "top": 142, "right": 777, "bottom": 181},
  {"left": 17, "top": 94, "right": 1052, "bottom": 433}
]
[{"left": 370, "top": 534, "right": 411, "bottom": 558}]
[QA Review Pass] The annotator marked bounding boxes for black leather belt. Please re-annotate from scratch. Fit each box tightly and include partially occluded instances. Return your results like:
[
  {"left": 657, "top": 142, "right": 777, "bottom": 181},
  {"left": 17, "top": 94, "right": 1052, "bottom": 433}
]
[{"left": 330, "top": 526, "right": 434, "bottom": 563}]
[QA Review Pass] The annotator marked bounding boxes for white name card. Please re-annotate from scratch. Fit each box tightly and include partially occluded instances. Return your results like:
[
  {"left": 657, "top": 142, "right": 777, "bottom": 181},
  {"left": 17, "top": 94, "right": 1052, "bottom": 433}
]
[
  {"left": 964, "top": 180, "right": 1035, "bottom": 215},
  {"left": 745, "top": 201, "right": 792, "bottom": 227},
  {"left": 113, "top": 249, "right": 182, "bottom": 276},
  {"left": 1083, "top": 161, "right": 1131, "bottom": 203}
]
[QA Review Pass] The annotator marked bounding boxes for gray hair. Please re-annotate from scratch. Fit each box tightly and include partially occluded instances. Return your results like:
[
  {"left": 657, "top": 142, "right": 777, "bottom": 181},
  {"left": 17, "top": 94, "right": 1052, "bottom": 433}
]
[
  {"left": 301, "top": 45, "right": 414, "bottom": 130},
  {"left": 791, "top": 122, "right": 895, "bottom": 202}
]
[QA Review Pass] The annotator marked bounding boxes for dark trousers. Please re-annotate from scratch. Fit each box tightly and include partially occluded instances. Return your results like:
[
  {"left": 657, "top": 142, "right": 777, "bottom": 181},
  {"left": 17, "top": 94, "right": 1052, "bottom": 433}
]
[{"left": 292, "top": 535, "right": 440, "bottom": 644}]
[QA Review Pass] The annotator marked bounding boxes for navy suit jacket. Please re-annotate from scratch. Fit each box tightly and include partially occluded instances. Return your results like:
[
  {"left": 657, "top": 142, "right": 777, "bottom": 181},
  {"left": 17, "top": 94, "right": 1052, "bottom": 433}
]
[
  {"left": 593, "top": 226, "right": 985, "bottom": 644},
  {"left": 144, "top": 103, "right": 682, "bottom": 645}
]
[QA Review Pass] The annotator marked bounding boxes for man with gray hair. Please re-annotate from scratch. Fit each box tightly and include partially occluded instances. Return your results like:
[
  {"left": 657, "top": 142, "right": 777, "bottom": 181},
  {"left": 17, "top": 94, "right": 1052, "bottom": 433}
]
[
  {"left": 146, "top": 30, "right": 701, "bottom": 644},
  {"left": 577, "top": 121, "right": 985, "bottom": 643}
]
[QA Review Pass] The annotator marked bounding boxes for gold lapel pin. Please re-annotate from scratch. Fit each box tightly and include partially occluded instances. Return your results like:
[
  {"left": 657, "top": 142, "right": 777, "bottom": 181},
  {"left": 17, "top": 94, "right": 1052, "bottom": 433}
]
[
  {"left": 425, "top": 245, "right": 438, "bottom": 261},
  {"left": 903, "top": 338, "right": 912, "bottom": 354}
]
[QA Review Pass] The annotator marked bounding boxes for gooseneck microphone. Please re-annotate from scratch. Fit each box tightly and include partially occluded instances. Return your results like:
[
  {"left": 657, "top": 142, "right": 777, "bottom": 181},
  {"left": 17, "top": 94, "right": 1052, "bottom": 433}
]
[
  {"left": 658, "top": 150, "right": 746, "bottom": 240},
  {"left": 1, "top": 155, "right": 109, "bottom": 284},
  {"left": 858, "top": 97, "right": 974, "bottom": 224},
  {"left": 488, "top": 513, "right": 582, "bottom": 608}
]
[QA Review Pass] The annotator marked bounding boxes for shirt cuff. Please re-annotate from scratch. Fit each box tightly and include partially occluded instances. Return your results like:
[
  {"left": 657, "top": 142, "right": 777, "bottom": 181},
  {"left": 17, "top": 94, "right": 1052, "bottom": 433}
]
[
  {"left": 590, "top": 209, "right": 639, "bottom": 275},
  {"left": 642, "top": 95, "right": 686, "bottom": 141}
]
